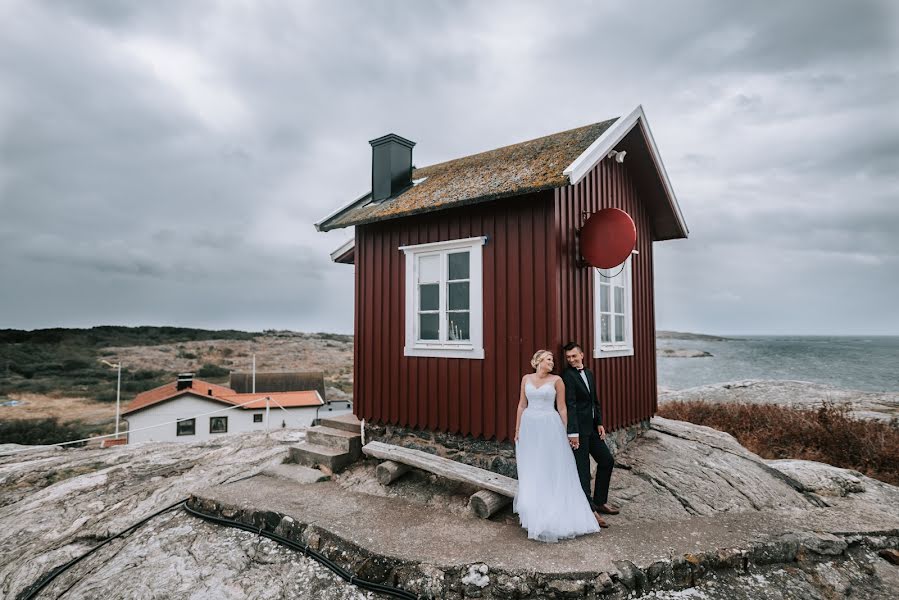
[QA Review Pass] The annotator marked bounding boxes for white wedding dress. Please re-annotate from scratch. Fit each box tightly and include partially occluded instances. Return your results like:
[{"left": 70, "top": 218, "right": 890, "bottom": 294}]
[{"left": 514, "top": 378, "right": 600, "bottom": 542}]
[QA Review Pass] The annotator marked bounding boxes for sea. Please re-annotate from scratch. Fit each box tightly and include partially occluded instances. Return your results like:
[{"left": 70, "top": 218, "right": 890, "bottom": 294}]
[{"left": 656, "top": 336, "right": 899, "bottom": 393}]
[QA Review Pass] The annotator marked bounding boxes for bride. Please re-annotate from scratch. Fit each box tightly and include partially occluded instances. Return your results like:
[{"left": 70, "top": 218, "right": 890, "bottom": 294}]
[{"left": 513, "top": 349, "right": 600, "bottom": 542}]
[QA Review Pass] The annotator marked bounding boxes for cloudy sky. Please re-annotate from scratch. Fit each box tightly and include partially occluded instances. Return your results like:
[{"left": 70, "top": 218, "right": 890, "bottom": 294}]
[{"left": 1, "top": 0, "right": 896, "bottom": 335}]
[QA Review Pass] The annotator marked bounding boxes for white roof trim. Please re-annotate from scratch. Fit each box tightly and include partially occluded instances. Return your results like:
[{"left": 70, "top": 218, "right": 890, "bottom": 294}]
[
  {"left": 314, "top": 191, "right": 371, "bottom": 232},
  {"left": 315, "top": 177, "right": 428, "bottom": 232},
  {"left": 329, "top": 237, "right": 355, "bottom": 263},
  {"left": 563, "top": 105, "right": 688, "bottom": 237}
]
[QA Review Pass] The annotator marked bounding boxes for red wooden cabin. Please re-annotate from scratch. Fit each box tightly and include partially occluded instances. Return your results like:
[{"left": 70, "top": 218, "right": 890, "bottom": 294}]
[{"left": 317, "top": 106, "right": 688, "bottom": 442}]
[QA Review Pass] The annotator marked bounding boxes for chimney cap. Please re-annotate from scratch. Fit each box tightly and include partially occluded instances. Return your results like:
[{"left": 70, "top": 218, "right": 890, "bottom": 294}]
[
  {"left": 176, "top": 372, "right": 195, "bottom": 390},
  {"left": 369, "top": 133, "right": 415, "bottom": 149}
]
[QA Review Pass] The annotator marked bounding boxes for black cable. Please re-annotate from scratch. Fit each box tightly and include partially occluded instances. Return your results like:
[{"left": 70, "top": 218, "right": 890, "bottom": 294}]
[
  {"left": 16, "top": 499, "right": 187, "bottom": 600},
  {"left": 182, "top": 503, "right": 420, "bottom": 600},
  {"left": 596, "top": 263, "right": 626, "bottom": 278},
  {"left": 16, "top": 499, "right": 420, "bottom": 600}
]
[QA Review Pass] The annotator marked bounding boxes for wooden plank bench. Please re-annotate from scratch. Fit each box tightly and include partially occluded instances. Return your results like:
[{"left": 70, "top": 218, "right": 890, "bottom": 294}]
[{"left": 362, "top": 441, "right": 517, "bottom": 518}]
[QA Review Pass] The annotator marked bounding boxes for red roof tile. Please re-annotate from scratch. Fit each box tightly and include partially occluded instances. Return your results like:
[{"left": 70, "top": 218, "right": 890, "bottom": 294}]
[
  {"left": 122, "top": 380, "right": 325, "bottom": 415},
  {"left": 227, "top": 391, "right": 324, "bottom": 409},
  {"left": 122, "top": 379, "right": 238, "bottom": 415}
]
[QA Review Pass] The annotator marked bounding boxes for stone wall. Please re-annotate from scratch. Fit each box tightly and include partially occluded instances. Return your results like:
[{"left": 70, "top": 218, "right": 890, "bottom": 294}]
[{"left": 363, "top": 420, "right": 650, "bottom": 478}]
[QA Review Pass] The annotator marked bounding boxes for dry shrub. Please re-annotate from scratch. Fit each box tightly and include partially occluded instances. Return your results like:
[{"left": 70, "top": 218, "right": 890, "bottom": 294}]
[{"left": 657, "top": 400, "right": 899, "bottom": 486}]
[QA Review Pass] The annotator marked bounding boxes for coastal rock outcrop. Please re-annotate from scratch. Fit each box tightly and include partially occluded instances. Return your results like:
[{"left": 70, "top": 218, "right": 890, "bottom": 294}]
[
  {"left": 609, "top": 418, "right": 818, "bottom": 523},
  {"left": 2, "top": 420, "right": 897, "bottom": 599},
  {"left": 660, "top": 379, "right": 899, "bottom": 422},
  {"left": 657, "top": 348, "right": 713, "bottom": 358}
]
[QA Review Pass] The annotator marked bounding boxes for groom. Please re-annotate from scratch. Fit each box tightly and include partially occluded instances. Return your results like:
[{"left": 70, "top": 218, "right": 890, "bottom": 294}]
[{"left": 562, "top": 342, "right": 618, "bottom": 527}]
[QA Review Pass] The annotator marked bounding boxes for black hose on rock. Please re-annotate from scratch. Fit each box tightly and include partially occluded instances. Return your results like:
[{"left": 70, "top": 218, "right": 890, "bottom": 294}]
[
  {"left": 182, "top": 502, "right": 420, "bottom": 600},
  {"left": 17, "top": 499, "right": 188, "bottom": 600},
  {"left": 17, "top": 499, "right": 419, "bottom": 600}
]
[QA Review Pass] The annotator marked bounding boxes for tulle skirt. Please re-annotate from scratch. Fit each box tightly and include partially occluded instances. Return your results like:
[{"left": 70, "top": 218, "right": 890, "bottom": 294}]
[{"left": 514, "top": 408, "right": 601, "bottom": 542}]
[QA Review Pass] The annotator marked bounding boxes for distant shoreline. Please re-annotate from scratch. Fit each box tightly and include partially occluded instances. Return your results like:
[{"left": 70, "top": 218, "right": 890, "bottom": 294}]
[{"left": 655, "top": 330, "right": 736, "bottom": 342}]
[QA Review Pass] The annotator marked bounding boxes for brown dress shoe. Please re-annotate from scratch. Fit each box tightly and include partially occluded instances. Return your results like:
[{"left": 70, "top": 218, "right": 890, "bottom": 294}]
[
  {"left": 594, "top": 512, "right": 610, "bottom": 528},
  {"left": 597, "top": 503, "right": 619, "bottom": 515}
]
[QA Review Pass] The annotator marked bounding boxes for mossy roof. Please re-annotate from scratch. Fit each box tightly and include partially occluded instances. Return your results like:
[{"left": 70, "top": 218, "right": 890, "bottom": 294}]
[{"left": 318, "top": 118, "right": 618, "bottom": 231}]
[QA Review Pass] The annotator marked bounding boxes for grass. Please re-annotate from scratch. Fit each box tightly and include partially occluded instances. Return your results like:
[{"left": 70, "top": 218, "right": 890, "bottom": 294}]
[
  {"left": 657, "top": 400, "right": 899, "bottom": 486},
  {"left": 0, "top": 326, "right": 259, "bottom": 402}
]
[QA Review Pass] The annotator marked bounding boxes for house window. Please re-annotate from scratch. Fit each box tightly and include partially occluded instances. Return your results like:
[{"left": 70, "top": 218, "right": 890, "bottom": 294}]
[
  {"left": 176, "top": 418, "right": 195, "bottom": 436},
  {"left": 253, "top": 413, "right": 263, "bottom": 423},
  {"left": 593, "top": 255, "right": 634, "bottom": 358},
  {"left": 400, "top": 236, "right": 486, "bottom": 359},
  {"left": 210, "top": 416, "right": 228, "bottom": 434}
]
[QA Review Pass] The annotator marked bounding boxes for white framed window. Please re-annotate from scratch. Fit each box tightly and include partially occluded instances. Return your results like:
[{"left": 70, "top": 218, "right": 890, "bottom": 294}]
[
  {"left": 400, "top": 236, "right": 486, "bottom": 359},
  {"left": 593, "top": 254, "right": 634, "bottom": 358}
]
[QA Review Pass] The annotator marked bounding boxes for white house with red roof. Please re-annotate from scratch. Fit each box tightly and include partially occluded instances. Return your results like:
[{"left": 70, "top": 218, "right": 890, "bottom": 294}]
[{"left": 122, "top": 373, "right": 329, "bottom": 444}]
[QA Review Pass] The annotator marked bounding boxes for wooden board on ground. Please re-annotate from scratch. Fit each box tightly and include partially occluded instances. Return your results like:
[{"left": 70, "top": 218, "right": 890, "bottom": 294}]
[{"left": 362, "top": 441, "right": 518, "bottom": 497}]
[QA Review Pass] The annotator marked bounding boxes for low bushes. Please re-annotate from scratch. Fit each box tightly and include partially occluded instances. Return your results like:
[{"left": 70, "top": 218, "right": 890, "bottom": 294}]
[
  {"left": 657, "top": 400, "right": 899, "bottom": 486},
  {"left": 0, "top": 418, "right": 107, "bottom": 446},
  {"left": 197, "top": 363, "right": 230, "bottom": 378}
]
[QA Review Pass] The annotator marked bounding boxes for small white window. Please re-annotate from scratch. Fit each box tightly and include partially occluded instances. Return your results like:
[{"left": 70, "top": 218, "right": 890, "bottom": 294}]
[
  {"left": 594, "top": 255, "right": 634, "bottom": 358},
  {"left": 401, "top": 236, "right": 486, "bottom": 359}
]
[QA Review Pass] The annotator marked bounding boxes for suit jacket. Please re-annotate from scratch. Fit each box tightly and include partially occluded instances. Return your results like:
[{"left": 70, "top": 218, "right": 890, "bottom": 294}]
[{"left": 562, "top": 366, "right": 602, "bottom": 436}]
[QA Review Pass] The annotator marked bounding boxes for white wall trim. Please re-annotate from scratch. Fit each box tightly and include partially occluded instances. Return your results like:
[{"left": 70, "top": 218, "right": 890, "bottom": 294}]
[
  {"left": 404, "top": 345, "right": 486, "bottom": 359},
  {"left": 399, "top": 236, "right": 487, "bottom": 254},
  {"left": 402, "top": 236, "right": 486, "bottom": 360},
  {"left": 592, "top": 347, "right": 635, "bottom": 359},
  {"left": 563, "top": 105, "right": 688, "bottom": 238},
  {"left": 593, "top": 256, "right": 635, "bottom": 360}
]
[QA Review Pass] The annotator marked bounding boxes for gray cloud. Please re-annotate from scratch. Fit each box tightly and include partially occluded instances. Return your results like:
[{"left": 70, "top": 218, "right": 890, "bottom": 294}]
[{"left": 0, "top": 0, "right": 896, "bottom": 334}]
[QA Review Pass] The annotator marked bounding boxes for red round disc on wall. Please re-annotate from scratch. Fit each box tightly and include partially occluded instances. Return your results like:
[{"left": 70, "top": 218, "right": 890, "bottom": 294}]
[{"left": 579, "top": 208, "right": 637, "bottom": 269}]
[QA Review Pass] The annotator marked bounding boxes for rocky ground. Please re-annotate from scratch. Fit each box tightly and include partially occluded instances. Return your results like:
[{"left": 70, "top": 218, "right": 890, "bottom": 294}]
[
  {"left": 659, "top": 379, "right": 899, "bottom": 422},
  {"left": 0, "top": 431, "right": 373, "bottom": 600},
  {"left": 2, "top": 417, "right": 898, "bottom": 599}
]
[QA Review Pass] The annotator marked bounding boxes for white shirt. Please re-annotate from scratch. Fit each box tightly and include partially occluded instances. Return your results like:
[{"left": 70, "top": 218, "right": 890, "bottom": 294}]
[{"left": 579, "top": 369, "right": 590, "bottom": 392}]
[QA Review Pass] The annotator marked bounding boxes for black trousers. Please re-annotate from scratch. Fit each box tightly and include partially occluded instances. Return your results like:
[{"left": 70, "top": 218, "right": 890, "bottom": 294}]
[{"left": 573, "top": 430, "right": 614, "bottom": 506}]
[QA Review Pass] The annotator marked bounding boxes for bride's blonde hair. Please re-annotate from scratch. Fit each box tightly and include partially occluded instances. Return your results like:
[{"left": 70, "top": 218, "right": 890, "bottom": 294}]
[{"left": 530, "top": 349, "right": 553, "bottom": 370}]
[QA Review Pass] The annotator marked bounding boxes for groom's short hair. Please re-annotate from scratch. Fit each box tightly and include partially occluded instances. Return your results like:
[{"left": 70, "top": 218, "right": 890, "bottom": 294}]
[{"left": 562, "top": 342, "right": 583, "bottom": 353}]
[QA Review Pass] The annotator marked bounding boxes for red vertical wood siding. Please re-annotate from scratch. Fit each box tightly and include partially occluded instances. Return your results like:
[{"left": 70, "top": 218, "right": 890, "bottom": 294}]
[
  {"left": 354, "top": 192, "right": 560, "bottom": 441},
  {"left": 353, "top": 155, "right": 657, "bottom": 440},
  {"left": 555, "top": 157, "right": 657, "bottom": 432}
]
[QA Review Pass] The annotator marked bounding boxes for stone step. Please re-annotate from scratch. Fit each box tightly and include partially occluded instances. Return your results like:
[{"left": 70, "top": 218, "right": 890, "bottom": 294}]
[
  {"left": 306, "top": 425, "right": 362, "bottom": 458},
  {"left": 319, "top": 413, "right": 362, "bottom": 434},
  {"left": 288, "top": 443, "right": 353, "bottom": 473},
  {"left": 261, "top": 464, "right": 331, "bottom": 484}
]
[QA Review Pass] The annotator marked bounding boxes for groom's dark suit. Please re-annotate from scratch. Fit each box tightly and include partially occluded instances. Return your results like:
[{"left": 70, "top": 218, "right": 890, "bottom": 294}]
[{"left": 562, "top": 366, "right": 615, "bottom": 508}]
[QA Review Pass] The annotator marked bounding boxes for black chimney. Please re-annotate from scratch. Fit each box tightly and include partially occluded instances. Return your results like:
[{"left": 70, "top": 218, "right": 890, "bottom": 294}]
[
  {"left": 176, "top": 372, "right": 194, "bottom": 391},
  {"left": 369, "top": 133, "right": 415, "bottom": 202}
]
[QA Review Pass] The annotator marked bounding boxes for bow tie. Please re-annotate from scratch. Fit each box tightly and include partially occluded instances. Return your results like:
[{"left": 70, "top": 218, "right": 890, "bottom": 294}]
[{"left": 577, "top": 368, "right": 584, "bottom": 372}]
